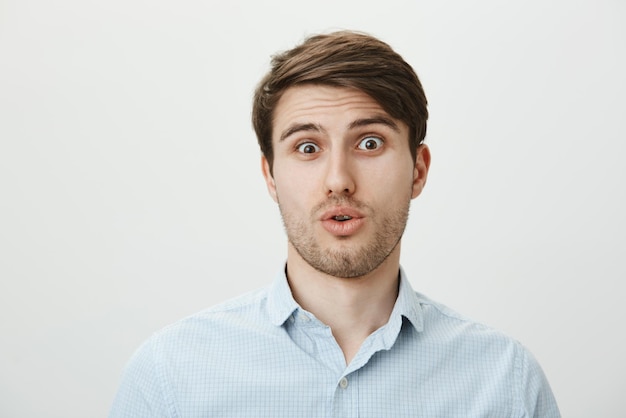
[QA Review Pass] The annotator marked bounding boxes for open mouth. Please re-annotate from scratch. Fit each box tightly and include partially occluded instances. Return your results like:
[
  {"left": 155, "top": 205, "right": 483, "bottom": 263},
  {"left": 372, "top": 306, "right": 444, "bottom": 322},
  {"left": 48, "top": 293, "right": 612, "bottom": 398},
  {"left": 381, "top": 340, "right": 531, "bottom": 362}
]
[{"left": 321, "top": 208, "right": 364, "bottom": 236}]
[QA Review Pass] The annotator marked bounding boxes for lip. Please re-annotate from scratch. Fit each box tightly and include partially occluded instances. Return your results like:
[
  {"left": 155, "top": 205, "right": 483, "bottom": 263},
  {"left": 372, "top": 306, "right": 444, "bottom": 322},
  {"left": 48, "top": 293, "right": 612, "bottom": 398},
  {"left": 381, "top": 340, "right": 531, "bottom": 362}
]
[
  {"left": 320, "top": 206, "right": 365, "bottom": 221},
  {"left": 319, "top": 206, "right": 365, "bottom": 237}
]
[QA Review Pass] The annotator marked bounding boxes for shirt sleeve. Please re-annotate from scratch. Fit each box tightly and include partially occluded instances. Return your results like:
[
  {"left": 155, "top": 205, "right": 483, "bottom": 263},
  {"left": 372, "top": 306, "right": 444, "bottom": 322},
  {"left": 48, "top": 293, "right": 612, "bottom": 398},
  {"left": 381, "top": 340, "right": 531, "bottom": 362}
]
[
  {"left": 109, "top": 337, "right": 174, "bottom": 418},
  {"left": 518, "top": 345, "right": 561, "bottom": 418}
]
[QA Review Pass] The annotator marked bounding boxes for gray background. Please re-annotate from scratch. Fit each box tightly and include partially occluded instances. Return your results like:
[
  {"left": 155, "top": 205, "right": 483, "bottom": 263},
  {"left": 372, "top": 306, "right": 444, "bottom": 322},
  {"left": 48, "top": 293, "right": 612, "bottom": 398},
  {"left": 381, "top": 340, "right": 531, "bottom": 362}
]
[{"left": 1, "top": 0, "right": 625, "bottom": 416}]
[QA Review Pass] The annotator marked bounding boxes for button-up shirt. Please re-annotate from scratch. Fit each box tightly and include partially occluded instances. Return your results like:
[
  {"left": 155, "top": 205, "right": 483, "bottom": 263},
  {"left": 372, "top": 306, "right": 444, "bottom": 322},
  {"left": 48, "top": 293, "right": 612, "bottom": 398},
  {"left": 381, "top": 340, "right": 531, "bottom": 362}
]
[{"left": 110, "top": 267, "right": 560, "bottom": 417}]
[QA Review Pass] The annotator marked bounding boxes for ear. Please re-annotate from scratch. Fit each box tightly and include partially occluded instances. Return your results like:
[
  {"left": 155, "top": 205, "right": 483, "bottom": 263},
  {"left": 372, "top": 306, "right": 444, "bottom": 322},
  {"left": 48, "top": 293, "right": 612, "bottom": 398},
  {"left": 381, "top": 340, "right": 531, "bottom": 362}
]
[
  {"left": 411, "top": 144, "right": 431, "bottom": 199},
  {"left": 261, "top": 156, "right": 278, "bottom": 203}
]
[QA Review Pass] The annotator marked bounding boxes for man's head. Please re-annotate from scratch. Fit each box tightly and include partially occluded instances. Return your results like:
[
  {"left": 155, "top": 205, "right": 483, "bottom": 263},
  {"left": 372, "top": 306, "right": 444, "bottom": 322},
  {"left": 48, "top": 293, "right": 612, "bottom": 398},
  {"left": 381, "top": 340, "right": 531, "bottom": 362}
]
[
  {"left": 252, "top": 30, "right": 428, "bottom": 175},
  {"left": 253, "top": 31, "right": 431, "bottom": 279}
]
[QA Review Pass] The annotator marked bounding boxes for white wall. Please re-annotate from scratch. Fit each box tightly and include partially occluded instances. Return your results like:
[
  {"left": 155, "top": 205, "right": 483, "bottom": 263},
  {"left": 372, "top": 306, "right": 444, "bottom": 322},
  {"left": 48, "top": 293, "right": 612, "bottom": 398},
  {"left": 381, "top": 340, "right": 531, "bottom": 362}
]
[{"left": 1, "top": 1, "right": 624, "bottom": 416}]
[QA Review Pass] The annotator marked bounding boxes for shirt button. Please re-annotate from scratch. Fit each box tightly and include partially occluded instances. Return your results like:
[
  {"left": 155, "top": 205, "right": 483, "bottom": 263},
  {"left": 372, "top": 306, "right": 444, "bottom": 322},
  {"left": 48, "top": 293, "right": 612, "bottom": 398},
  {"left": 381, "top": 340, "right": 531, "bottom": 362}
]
[{"left": 339, "top": 377, "right": 349, "bottom": 389}]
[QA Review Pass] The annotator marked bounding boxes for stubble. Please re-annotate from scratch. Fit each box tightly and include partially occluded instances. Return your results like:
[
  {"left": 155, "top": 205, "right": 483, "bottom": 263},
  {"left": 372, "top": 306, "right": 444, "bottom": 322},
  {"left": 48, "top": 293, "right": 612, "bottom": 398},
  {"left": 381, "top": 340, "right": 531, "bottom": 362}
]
[{"left": 279, "top": 195, "right": 411, "bottom": 278}]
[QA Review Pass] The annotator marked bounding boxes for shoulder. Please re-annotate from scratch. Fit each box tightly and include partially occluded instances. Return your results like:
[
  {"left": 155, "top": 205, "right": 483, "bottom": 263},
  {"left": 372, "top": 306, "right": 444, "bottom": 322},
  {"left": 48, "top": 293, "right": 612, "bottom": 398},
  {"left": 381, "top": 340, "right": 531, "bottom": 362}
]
[
  {"left": 110, "top": 287, "right": 275, "bottom": 416},
  {"left": 414, "top": 291, "right": 517, "bottom": 343},
  {"left": 413, "top": 291, "right": 528, "bottom": 371},
  {"left": 116, "top": 287, "right": 275, "bottom": 397},
  {"left": 148, "top": 286, "right": 272, "bottom": 351},
  {"left": 412, "top": 292, "right": 560, "bottom": 417}
]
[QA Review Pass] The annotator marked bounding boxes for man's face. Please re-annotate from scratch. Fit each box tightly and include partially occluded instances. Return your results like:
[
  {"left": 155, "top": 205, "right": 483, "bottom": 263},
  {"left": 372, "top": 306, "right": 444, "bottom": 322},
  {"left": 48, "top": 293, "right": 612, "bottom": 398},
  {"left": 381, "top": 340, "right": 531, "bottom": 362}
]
[{"left": 262, "top": 85, "right": 429, "bottom": 278}]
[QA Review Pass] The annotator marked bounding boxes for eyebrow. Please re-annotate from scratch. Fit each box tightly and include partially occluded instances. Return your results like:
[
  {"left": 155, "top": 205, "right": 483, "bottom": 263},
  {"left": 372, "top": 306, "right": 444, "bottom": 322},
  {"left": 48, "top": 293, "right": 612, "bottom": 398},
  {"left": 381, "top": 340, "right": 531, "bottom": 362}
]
[
  {"left": 279, "top": 123, "right": 325, "bottom": 142},
  {"left": 348, "top": 116, "right": 400, "bottom": 132},
  {"left": 278, "top": 116, "right": 400, "bottom": 142}
]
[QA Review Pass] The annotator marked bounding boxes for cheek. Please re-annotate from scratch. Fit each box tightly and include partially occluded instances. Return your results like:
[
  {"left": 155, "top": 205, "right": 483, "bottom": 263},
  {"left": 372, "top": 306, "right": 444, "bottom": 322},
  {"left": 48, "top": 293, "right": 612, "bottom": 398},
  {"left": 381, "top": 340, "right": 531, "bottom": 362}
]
[
  {"left": 274, "top": 157, "right": 323, "bottom": 186},
  {"left": 272, "top": 168, "right": 317, "bottom": 208},
  {"left": 364, "top": 158, "right": 415, "bottom": 195}
]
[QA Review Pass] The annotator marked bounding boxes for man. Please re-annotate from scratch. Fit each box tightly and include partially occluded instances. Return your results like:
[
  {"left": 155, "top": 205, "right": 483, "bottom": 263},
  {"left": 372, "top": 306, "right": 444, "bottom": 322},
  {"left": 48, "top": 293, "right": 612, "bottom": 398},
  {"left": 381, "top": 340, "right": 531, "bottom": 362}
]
[{"left": 110, "top": 31, "right": 560, "bottom": 417}]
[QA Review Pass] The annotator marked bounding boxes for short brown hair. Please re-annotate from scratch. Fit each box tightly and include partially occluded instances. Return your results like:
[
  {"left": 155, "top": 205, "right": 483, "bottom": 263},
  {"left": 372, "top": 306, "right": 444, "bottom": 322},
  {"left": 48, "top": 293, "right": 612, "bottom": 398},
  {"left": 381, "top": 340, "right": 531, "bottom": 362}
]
[{"left": 252, "top": 30, "right": 428, "bottom": 173}]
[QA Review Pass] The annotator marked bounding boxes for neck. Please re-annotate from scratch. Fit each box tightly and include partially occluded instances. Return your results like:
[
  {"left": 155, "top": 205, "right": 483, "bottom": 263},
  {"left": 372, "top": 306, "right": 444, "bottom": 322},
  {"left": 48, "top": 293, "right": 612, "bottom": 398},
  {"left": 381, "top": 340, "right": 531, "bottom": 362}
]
[{"left": 286, "top": 243, "right": 401, "bottom": 364}]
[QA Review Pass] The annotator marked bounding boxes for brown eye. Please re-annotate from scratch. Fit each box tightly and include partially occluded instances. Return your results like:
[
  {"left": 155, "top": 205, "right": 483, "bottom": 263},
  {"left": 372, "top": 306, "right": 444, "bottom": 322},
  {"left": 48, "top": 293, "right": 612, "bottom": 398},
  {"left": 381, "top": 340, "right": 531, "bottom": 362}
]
[
  {"left": 296, "top": 142, "right": 320, "bottom": 154},
  {"left": 358, "top": 137, "right": 383, "bottom": 150}
]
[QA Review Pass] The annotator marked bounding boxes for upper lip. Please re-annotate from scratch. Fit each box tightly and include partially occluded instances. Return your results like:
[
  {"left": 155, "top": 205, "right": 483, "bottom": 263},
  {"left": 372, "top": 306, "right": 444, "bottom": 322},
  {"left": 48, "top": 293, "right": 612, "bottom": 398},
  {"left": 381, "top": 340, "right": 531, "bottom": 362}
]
[{"left": 320, "top": 206, "right": 364, "bottom": 221}]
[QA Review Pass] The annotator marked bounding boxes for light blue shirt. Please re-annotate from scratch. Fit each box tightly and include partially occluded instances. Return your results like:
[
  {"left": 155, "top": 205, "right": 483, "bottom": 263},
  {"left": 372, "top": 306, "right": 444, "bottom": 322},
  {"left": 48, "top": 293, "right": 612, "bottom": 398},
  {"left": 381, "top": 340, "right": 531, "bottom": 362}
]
[{"left": 110, "top": 268, "right": 560, "bottom": 417}]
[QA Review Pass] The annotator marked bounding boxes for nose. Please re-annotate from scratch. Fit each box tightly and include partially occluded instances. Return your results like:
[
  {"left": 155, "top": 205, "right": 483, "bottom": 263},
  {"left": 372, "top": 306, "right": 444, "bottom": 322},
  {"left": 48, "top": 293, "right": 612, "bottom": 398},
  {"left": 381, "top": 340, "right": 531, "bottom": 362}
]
[{"left": 324, "top": 148, "right": 356, "bottom": 197}]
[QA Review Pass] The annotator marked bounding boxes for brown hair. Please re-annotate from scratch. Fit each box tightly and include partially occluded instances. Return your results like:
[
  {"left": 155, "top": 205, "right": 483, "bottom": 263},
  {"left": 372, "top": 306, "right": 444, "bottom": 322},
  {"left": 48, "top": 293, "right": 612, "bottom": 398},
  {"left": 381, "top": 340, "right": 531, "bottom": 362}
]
[{"left": 252, "top": 30, "right": 428, "bottom": 173}]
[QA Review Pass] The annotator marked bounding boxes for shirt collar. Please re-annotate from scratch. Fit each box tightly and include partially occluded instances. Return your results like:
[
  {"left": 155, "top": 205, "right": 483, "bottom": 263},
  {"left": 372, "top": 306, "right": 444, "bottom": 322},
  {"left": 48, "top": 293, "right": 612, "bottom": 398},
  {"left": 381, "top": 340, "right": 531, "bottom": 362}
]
[
  {"left": 267, "top": 264, "right": 424, "bottom": 332},
  {"left": 394, "top": 266, "right": 424, "bottom": 333},
  {"left": 267, "top": 265, "right": 300, "bottom": 327}
]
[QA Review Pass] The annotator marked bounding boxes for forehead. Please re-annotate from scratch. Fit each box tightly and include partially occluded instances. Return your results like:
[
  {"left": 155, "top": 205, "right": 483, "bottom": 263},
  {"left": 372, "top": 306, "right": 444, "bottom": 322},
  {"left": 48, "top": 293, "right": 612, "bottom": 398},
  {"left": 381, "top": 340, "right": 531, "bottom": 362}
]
[{"left": 272, "top": 85, "right": 399, "bottom": 137}]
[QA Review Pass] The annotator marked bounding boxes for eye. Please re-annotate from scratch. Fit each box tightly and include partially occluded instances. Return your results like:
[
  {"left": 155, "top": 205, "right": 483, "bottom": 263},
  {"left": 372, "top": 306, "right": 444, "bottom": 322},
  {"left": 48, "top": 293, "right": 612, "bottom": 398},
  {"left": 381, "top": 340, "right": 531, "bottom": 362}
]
[
  {"left": 357, "top": 136, "right": 383, "bottom": 150},
  {"left": 296, "top": 142, "right": 320, "bottom": 154}
]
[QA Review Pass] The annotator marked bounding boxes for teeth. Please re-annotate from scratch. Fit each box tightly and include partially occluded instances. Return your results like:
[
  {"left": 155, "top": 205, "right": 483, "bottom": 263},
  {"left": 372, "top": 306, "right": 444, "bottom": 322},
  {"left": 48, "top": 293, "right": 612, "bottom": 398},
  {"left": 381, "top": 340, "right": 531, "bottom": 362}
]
[{"left": 334, "top": 215, "right": 352, "bottom": 221}]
